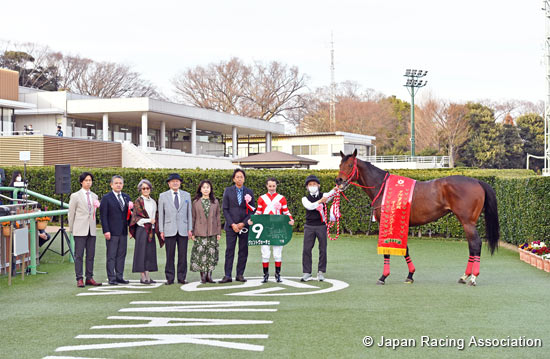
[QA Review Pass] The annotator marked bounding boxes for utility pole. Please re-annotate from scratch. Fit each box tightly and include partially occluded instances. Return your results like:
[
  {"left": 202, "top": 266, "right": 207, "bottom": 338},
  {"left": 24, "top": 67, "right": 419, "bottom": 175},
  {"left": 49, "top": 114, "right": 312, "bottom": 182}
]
[
  {"left": 330, "top": 32, "right": 336, "bottom": 132},
  {"left": 404, "top": 69, "right": 428, "bottom": 157}
]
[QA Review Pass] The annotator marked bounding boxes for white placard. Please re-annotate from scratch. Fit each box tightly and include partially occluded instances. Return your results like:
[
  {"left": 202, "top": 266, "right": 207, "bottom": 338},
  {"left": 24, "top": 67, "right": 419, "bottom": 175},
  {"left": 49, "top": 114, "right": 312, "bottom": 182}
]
[
  {"left": 13, "top": 228, "right": 29, "bottom": 256},
  {"left": 19, "top": 151, "right": 31, "bottom": 161}
]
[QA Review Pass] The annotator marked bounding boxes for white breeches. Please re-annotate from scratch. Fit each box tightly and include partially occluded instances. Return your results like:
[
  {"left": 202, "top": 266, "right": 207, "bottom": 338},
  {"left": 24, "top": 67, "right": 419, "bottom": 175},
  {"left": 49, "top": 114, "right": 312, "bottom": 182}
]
[{"left": 261, "top": 245, "right": 283, "bottom": 262}]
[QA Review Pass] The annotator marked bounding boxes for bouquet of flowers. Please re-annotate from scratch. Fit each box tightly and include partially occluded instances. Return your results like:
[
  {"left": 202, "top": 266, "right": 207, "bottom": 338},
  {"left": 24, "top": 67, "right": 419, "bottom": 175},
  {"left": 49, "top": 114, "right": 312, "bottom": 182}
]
[{"left": 36, "top": 216, "right": 51, "bottom": 222}]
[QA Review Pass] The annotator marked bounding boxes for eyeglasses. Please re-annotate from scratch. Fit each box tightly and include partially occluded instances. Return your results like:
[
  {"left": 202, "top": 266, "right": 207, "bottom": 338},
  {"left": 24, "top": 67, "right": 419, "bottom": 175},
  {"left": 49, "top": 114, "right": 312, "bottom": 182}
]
[{"left": 141, "top": 187, "right": 151, "bottom": 190}]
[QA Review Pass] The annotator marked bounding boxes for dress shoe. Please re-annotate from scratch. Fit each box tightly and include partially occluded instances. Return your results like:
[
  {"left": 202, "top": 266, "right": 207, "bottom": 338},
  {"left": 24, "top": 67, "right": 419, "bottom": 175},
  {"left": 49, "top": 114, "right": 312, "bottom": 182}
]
[
  {"left": 149, "top": 279, "right": 156, "bottom": 284},
  {"left": 235, "top": 275, "right": 247, "bottom": 282},
  {"left": 218, "top": 276, "right": 232, "bottom": 283},
  {"left": 77, "top": 279, "right": 85, "bottom": 288},
  {"left": 165, "top": 280, "right": 174, "bottom": 285},
  {"left": 140, "top": 279, "right": 149, "bottom": 284},
  {"left": 85, "top": 278, "right": 102, "bottom": 286},
  {"left": 108, "top": 280, "right": 118, "bottom": 285},
  {"left": 116, "top": 279, "right": 130, "bottom": 284},
  {"left": 178, "top": 280, "right": 189, "bottom": 284}
]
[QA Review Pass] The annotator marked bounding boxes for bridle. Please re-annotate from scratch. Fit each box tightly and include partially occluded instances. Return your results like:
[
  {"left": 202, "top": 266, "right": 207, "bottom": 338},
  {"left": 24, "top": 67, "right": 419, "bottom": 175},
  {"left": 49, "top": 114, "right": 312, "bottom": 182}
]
[{"left": 338, "top": 157, "right": 390, "bottom": 207}]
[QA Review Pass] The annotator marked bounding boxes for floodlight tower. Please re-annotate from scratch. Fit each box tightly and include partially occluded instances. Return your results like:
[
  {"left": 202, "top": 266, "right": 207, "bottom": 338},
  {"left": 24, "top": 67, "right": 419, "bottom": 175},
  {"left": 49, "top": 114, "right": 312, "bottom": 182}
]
[
  {"left": 404, "top": 69, "right": 428, "bottom": 157},
  {"left": 543, "top": 1, "right": 550, "bottom": 175}
]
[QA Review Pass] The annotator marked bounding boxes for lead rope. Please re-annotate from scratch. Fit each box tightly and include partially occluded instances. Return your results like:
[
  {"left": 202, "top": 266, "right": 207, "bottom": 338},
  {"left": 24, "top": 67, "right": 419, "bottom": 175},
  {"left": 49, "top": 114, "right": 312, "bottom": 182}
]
[{"left": 321, "top": 188, "right": 342, "bottom": 241}]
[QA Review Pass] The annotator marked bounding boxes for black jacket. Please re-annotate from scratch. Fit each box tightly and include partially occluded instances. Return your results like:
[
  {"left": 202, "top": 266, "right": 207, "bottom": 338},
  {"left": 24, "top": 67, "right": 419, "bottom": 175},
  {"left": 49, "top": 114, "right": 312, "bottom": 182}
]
[
  {"left": 100, "top": 191, "right": 131, "bottom": 236},
  {"left": 222, "top": 185, "right": 255, "bottom": 231}
]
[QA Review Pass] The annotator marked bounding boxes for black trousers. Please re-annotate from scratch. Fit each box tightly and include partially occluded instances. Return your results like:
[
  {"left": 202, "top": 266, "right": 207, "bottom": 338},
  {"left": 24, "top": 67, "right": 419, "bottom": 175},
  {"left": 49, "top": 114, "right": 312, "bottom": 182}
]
[
  {"left": 224, "top": 228, "right": 249, "bottom": 277},
  {"left": 74, "top": 234, "right": 96, "bottom": 281},
  {"left": 302, "top": 224, "right": 327, "bottom": 274},
  {"left": 106, "top": 235, "right": 127, "bottom": 282},
  {"left": 164, "top": 234, "right": 188, "bottom": 282}
]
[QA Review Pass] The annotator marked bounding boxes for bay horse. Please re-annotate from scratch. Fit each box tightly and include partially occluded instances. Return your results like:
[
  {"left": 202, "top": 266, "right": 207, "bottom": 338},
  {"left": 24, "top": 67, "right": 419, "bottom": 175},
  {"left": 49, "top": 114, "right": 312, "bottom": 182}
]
[{"left": 336, "top": 149, "right": 499, "bottom": 286}]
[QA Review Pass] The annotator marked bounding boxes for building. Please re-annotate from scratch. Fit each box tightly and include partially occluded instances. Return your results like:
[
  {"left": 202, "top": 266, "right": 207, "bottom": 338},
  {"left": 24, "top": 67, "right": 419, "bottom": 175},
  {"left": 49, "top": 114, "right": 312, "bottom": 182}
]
[
  {"left": 226, "top": 131, "right": 376, "bottom": 169},
  {"left": 0, "top": 69, "right": 284, "bottom": 169}
]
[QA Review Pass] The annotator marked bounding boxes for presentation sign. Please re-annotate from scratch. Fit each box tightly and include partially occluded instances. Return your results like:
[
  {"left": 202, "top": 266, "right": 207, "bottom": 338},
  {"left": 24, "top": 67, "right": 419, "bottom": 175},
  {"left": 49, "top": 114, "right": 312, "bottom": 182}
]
[{"left": 247, "top": 215, "right": 293, "bottom": 246}]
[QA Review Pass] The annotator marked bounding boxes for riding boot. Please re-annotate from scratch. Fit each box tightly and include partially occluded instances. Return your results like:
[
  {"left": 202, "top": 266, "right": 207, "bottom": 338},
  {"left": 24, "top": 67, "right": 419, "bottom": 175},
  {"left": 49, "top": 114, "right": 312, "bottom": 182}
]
[
  {"left": 262, "top": 266, "right": 269, "bottom": 283},
  {"left": 275, "top": 264, "right": 282, "bottom": 283},
  {"left": 200, "top": 272, "right": 206, "bottom": 284},
  {"left": 206, "top": 271, "right": 215, "bottom": 283}
]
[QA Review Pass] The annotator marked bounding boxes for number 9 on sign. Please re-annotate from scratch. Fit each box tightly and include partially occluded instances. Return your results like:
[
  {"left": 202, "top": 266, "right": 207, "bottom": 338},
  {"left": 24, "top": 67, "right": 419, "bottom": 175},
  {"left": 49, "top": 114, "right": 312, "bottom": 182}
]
[{"left": 251, "top": 223, "right": 264, "bottom": 239}]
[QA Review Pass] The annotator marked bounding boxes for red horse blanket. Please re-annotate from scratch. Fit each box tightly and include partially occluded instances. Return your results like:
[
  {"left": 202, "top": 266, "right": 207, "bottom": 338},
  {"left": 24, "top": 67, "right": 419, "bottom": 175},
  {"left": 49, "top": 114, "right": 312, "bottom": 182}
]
[{"left": 377, "top": 175, "right": 416, "bottom": 256}]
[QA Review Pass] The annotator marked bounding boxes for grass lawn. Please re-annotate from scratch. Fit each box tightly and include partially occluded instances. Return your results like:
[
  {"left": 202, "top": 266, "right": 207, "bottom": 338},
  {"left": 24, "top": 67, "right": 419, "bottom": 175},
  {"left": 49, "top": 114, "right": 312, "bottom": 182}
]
[{"left": 1, "top": 232, "right": 549, "bottom": 359}]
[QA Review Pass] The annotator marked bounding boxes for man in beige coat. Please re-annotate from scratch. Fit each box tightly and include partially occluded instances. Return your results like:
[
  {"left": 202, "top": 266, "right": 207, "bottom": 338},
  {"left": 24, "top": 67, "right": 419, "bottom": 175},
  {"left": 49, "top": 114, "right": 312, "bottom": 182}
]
[{"left": 68, "top": 172, "right": 102, "bottom": 287}]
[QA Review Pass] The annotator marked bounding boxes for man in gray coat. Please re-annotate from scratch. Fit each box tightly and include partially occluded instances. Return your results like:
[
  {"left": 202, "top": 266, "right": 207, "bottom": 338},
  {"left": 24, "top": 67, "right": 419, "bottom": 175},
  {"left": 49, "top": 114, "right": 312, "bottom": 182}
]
[{"left": 158, "top": 173, "right": 193, "bottom": 284}]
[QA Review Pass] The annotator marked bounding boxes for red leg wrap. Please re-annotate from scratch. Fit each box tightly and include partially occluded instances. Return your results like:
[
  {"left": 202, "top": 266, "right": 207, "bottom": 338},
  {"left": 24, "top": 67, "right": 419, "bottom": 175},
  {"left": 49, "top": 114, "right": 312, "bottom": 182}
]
[
  {"left": 405, "top": 255, "right": 415, "bottom": 273},
  {"left": 263, "top": 262, "right": 269, "bottom": 268},
  {"left": 472, "top": 256, "right": 480, "bottom": 276},
  {"left": 465, "top": 256, "right": 474, "bottom": 275},
  {"left": 383, "top": 258, "right": 390, "bottom": 277},
  {"left": 275, "top": 261, "right": 281, "bottom": 268}
]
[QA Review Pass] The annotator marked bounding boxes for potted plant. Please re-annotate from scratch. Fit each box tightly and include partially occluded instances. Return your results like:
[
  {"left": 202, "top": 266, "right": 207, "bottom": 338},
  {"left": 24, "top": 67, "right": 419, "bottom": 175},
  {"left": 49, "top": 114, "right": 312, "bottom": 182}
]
[
  {"left": 518, "top": 241, "right": 550, "bottom": 273},
  {"left": 35, "top": 216, "right": 51, "bottom": 230}
]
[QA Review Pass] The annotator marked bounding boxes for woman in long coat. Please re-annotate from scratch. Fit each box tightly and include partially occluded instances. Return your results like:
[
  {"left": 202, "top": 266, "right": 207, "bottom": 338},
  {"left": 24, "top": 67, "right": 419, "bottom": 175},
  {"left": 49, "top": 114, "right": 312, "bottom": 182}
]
[
  {"left": 190, "top": 180, "right": 221, "bottom": 283},
  {"left": 129, "top": 179, "right": 163, "bottom": 284}
]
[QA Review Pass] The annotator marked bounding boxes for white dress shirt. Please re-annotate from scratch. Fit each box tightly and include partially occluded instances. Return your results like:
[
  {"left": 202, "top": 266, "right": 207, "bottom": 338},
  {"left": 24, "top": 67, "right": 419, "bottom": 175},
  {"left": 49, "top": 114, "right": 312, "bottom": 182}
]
[{"left": 137, "top": 195, "right": 157, "bottom": 227}]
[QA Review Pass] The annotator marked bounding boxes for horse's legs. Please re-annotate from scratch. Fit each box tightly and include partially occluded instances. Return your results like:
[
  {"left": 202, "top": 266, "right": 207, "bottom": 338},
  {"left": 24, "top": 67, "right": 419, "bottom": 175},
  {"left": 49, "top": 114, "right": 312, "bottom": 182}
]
[
  {"left": 458, "top": 223, "right": 482, "bottom": 286},
  {"left": 404, "top": 246, "right": 415, "bottom": 283},
  {"left": 377, "top": 255, "right": 390, "bottom": 285}
]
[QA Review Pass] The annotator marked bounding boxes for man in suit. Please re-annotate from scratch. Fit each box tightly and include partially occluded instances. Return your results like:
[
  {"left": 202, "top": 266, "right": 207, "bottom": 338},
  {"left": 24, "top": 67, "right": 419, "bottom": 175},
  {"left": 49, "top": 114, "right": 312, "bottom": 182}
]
[
  {"left": 68, "top": 172, "right": 102, "bottom": 287},
  {"left": 158, "top": 173, "right": 193, "bottom": 285},
  {"left": 220, "top": 168, "right": 255, "bottom": 283},
  {"left": 100, "top": 175, "right": 131, "bottom": 285}
]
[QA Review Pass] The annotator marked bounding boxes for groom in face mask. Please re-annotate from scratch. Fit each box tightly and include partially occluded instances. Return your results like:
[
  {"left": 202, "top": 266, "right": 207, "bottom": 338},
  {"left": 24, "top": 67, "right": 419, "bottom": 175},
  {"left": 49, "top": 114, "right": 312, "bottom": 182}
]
[{"left": 300, "top": 175, "right": 336, "bottom": 282}]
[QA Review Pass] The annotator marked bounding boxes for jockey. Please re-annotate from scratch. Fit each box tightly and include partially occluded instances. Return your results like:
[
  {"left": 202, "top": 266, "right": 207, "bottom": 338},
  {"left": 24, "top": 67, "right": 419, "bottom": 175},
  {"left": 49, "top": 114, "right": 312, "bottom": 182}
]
[{"left": 249, "top": 177, "right": 294, "bottom": 283}]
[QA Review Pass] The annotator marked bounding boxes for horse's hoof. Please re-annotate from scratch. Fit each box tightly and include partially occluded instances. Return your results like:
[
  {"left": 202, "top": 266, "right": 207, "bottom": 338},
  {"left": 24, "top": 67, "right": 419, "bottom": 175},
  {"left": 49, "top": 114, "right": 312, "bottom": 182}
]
[
  {"left": 376, "top": 280, "right": 385, "bottom": 285},
  {"left": 404, "top": 278, "right": 414, "bottom": 284},
  {"left": 458, "top": 278, "right": 467, "bottom": 284},
  {"left": 458, "top": 275, "right": 469, "bottom": 284},
  {"left": 468, "top": 280, "right": 477, "bottom": 287}
]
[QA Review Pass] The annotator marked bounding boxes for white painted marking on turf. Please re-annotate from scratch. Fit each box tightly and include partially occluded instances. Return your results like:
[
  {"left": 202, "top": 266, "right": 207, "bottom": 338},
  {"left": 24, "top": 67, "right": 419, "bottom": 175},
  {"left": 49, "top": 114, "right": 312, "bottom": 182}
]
[
  {"left": 120, "top": 301, "right": 279, "bottom": 312},
  {"left": 180, "top": 276, "right": 349, "bottom": 296},
  {"left": 77, "top": 280, "right": 164, "bottom": 296},
  {"left": 91, "top": 316, "right": 273, "bottom": 329},
  {"left": 55, "top": 334, "right": 268, "bottom": 352},
  {"left": 43, "top": 356, "right": 108, "bottom": 359}
]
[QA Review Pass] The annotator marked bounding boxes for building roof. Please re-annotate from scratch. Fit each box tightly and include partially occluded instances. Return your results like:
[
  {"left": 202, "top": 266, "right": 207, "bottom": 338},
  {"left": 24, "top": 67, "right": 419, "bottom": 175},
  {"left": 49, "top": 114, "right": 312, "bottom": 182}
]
[{"left": 231, "top": 150, "right": 318, "bottom": 166}]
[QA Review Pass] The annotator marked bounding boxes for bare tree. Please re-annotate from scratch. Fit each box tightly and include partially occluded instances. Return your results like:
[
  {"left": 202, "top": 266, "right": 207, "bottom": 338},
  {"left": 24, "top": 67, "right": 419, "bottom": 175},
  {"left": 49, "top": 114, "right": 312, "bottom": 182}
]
[
  {"left": 172, "top": 57, "right": 308, "bottom": 122},
  {"left": 422, "top": 98, "right": 469, "bottom": 167}
]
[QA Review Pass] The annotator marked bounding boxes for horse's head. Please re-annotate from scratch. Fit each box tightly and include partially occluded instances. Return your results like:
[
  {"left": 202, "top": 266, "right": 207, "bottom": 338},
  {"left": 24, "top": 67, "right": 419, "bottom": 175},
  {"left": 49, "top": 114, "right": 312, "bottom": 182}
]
[{"left": 336, "top": 149, "right": 358, "bottom": 190}]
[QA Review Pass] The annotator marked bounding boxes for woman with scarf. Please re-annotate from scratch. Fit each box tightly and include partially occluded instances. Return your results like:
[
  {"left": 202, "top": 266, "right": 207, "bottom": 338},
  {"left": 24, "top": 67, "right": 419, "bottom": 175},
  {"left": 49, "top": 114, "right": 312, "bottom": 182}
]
[{"left": 129, "top": 179, "right": 163, "bottom": 284}]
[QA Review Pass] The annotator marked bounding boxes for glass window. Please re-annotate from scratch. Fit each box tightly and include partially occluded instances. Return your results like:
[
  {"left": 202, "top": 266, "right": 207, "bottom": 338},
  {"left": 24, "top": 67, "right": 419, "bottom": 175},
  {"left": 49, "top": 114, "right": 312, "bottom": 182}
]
[
  {"left": 331, "top": 144, "right": 344, "bottom": 156},
  {"left": 301, "top": 145, "right": 310, "bottom": 155},
  {"left": 292, "top": 145, "right": 301, "bottom": 155}
]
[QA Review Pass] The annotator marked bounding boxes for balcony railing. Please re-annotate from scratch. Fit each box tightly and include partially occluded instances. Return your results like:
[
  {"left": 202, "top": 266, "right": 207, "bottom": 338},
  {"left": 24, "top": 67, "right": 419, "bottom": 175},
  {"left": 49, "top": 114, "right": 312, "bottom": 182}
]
[{"left": 361, "top": 155, "right": 449, "bottom": 166}]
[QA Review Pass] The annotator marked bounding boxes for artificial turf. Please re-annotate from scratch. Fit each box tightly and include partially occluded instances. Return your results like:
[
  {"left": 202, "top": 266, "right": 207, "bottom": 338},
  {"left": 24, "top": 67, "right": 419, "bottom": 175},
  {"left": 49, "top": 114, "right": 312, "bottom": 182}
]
[{"left": 1, "top": 233, "right": 548, "bottom": 359}]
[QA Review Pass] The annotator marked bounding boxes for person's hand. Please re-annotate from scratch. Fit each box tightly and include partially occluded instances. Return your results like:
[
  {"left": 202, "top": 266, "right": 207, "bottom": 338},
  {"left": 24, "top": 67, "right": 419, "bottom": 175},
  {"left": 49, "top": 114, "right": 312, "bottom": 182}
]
[
  {"left": 248, "top": 219, "right": 253, "bottom": 226},
  {"left": 318, "top": 197, "right": 328, "bottom": 204},
  {"left": 216, "top": 234, "right": 221, "bottom": 241},
  {"left": 237, "top": 223, "right": 245, "bottom": 230},
  {"left": 160, "top": 232, "right": 165, "bottom": 240},
  {"left": 150, "top": 218, "right": 155, "bottom": 225},
  {"left": 191, "top": 235, "right": 195, "bottom": 241},
  {"left": 231, "top": 223, "right": 239, "bottom": 232},
  {"left": 104, "top": 232, "right": 111, "bottom": 240},
  {"left": 39, "top": 232, "right": 47, "bottom": 240},
  {"left": 289, "top": 219, "right": 295, "bottom": 226},
  {"left": 188, "top": 230, "right": 193, "bottom": 238}
]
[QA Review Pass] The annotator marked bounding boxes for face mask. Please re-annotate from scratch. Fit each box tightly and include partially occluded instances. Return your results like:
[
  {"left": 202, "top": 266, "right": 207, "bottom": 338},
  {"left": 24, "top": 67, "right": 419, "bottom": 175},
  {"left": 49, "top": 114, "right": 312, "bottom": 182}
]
[
  {"left": 16, "top": 176, "right": 21, "bottom": 182},
  {"left": 308, "top": 186, "right": 319, "bottom": 195}
]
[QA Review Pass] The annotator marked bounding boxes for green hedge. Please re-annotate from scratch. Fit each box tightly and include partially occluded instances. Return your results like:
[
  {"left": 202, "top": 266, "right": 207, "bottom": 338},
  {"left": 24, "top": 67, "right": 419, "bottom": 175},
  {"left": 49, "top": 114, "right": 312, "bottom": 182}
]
[{"left": 0, "top": 166, "right": 546, "bottom": 245}]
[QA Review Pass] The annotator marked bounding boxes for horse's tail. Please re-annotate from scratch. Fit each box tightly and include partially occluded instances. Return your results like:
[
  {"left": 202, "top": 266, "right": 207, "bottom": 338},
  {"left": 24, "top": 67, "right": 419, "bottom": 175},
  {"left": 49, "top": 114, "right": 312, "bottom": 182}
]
[{"left": 478, "top": 180, "right": 500, "bottom": 255}]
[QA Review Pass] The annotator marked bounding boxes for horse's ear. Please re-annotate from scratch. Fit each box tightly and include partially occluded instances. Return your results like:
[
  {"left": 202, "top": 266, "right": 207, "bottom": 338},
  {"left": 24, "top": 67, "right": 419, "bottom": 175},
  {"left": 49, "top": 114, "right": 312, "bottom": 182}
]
[
  {"left": 339, "top": 151, "right": 345, "bottom": 159},
  {"left": 353, "top": 148, "right": 358, "bottom": 157}
]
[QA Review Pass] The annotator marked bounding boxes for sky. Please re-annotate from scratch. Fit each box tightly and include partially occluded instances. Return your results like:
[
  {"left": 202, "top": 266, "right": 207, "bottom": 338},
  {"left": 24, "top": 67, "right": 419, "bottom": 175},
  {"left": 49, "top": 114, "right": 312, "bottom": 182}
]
[{"left": 0, "top": 0, "right": 546, "bottom": 104}]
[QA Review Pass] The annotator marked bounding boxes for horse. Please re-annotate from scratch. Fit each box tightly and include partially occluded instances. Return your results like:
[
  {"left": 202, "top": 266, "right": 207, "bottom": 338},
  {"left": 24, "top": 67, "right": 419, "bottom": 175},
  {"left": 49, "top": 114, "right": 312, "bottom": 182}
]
[{"left": 335, "top": 149, "right": 499, "bottom": 286}]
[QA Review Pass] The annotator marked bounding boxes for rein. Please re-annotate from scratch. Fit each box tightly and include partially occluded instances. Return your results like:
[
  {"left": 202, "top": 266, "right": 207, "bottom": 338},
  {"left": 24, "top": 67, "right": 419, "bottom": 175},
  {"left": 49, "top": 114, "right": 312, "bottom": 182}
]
[{"left": 323, "top": 158, "right": 390, "bottom": 240}]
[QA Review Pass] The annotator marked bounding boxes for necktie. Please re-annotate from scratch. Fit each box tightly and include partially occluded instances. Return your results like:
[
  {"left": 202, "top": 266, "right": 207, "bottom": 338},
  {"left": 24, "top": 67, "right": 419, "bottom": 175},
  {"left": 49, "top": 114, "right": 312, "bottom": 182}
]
[
  {"left": 117, "top": 193, "right": 124, "bottom": 210},
  {"left": 237, "top": 188, "right": 243, "bottom": 205},
  {"left": 86, "top": 191, "right": 92, "bottom": 214},
  {"left": 174, "top": 191, "right": 180, "bottom": 210}
]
